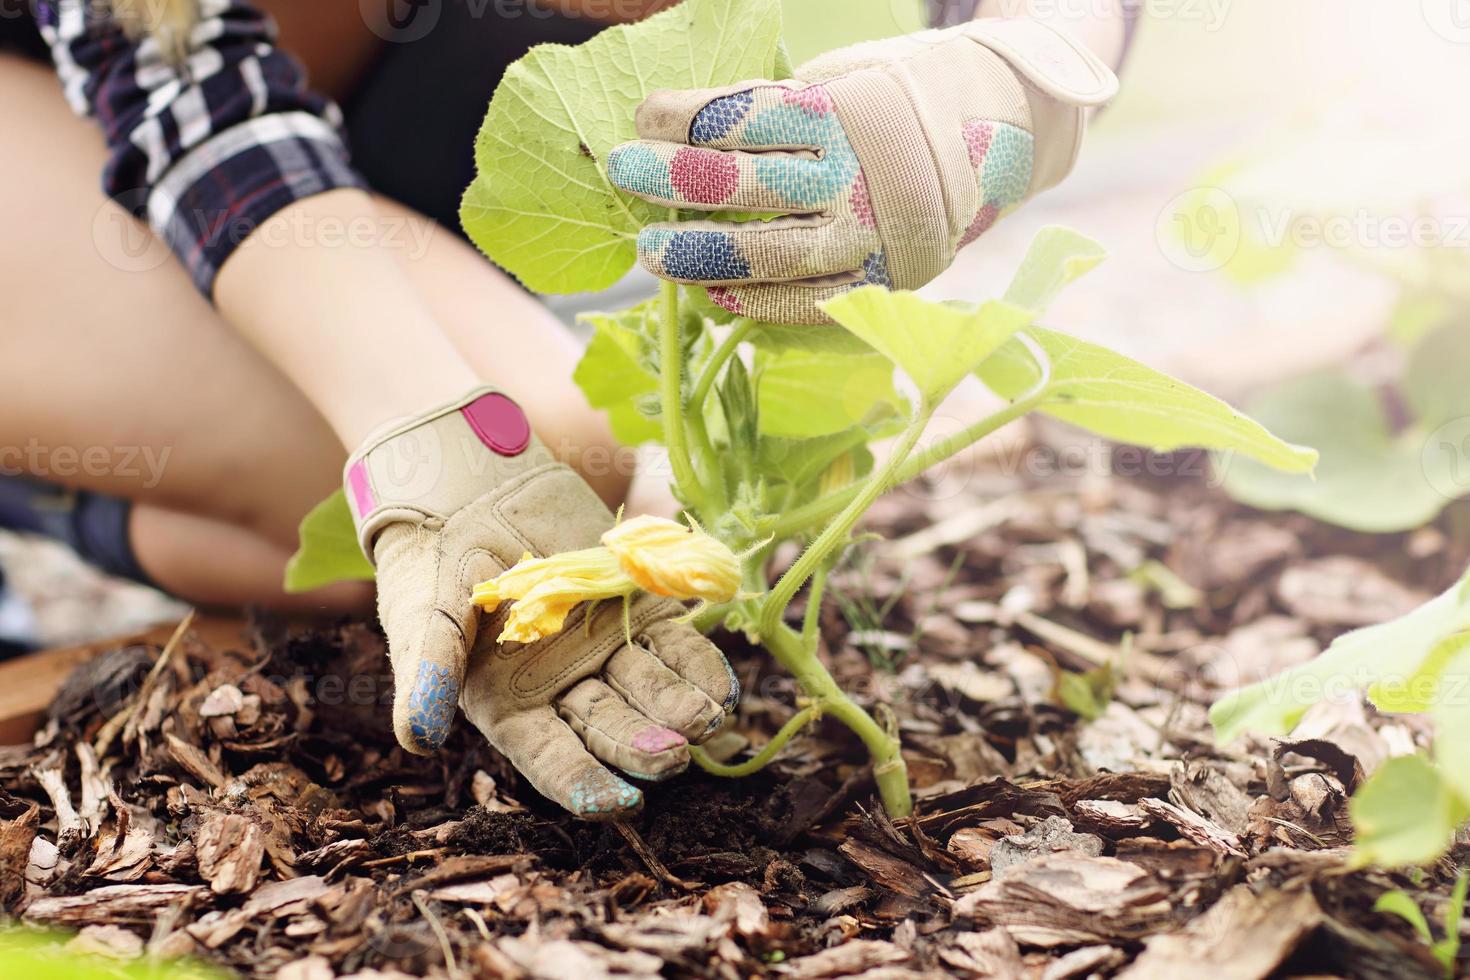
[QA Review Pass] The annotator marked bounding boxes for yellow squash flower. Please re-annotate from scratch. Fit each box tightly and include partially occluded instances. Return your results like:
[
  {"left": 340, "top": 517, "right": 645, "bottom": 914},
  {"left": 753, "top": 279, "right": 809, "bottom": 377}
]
[
  {"left": 601, "top": 515, "right": 741, "bottom": 604},
  {"left": 472, "top": 517, "right": 742, "bottom": 644},
  {"left": 473, "top": 548, "right": 636, "bottom": 644}
]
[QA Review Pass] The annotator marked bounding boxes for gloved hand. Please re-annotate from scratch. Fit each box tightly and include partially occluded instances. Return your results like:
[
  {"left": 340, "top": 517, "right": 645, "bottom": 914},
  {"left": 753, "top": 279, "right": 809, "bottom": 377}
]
[
  {"left": 607, "top": 18, "right": 1117, "bottom": 324},
  {"left": 343, "top": 387, "right": 738, "bottom": 818}
]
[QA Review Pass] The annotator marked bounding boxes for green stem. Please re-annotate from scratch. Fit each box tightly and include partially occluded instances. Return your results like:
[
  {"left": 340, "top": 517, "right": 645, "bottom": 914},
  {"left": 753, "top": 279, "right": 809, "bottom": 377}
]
[
  {"left": 689, "top": 318, "right": 754, "bottom": 419},
  {"left": 687, "top": 406, "right": 727, "bottom": 513},
  {"left": 689, "top": 703, "right": 822, "bottom": 778},
  {"left": 659, "top": 278, "right": 703, "bottom": 509},
  {"left": 764, "top": 623, "right": 911, "bottom": 817},
  {"left": 765, "top": 391, "right": 1043, "bottom": 541},
  {"left": 801, "top": 563, "right": 830, "bottom": 648},
  {"left": 759, "top": 406, "right": 934, "bottom": 641}
]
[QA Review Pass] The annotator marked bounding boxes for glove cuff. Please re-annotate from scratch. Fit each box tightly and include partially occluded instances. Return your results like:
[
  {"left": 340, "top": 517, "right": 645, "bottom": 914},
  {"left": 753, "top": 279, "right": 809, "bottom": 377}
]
[
  {"left": 961, "top": 18, "right": 1119, "bottom": 195},
  {"left": 343, "top": 385, "right": 553, "bottom": 561}
]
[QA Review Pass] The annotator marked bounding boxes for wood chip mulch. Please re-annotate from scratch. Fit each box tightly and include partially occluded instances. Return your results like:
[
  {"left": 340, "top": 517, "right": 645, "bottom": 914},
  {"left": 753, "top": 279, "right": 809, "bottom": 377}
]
[{"left": 3, "top": 430, "right": 1469, "bottom": 979}]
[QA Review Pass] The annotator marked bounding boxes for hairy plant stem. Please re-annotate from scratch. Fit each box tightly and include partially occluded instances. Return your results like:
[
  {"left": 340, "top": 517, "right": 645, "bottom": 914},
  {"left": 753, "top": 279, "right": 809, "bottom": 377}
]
[
  {"left": 689, "top": 318, "right": 754, "bottom": 418},
  {"left": 801, "top": 564, "right": 830, "bottom": 647},
  {"left": 758, "top": 406, "right": 935, "bottom": 642},
  {"left": 659, "top": 277, "right": 705, "bottom": 510},
  {"left": 762, "top": 621, "right": 911, "bottom": 817},
  {"left": 686, "top": 391, "right": 1052, "bottom": 817}
]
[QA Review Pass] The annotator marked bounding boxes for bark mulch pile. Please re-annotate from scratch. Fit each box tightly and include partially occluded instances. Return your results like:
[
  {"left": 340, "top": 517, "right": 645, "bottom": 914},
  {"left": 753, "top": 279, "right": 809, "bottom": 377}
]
[{"left": 3, "top": 436, "right": 1468, "bottom": 979}]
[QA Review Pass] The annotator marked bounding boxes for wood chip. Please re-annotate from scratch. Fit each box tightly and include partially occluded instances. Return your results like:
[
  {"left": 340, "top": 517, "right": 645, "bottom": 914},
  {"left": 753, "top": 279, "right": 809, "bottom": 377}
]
[
  {"left": 837, "top": 838, "right": 931, "bottom": 900},
  {"left": 702, "top": 881, "right": 769, "bottom": 939},
  {"left": 938, "top": 929, "right": 1023, "bottom": 979},
  {"left": 24, "top": 883, "right": 208, "bottom": 926},
  {"left": 0, "top": 802, "right": 39, "bottom": 907},
  {"left": 165, "top": 734, "right": 227, "bottom": 790},
  {"left": 777, "top": 939, "right": 910, "bottom": 978},
  {"left": 1138, "top": 798, "right": 1248, "bottom": 859},
  {"left": 1119, "top": 885, "right": 1321, "bottom": 980},
  {"left": 193, "top": 810, "right": 266, "bottom": 895},
  {"left": 955, "top": 854, "right": 1172, "bottom": 947}
]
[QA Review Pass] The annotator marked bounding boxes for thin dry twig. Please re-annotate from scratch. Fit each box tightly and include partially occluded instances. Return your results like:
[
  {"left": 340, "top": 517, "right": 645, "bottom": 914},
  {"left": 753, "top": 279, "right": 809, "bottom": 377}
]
[
  {"left": 613, "top": 821, "right": 699, "bottom": 891},
  {"left": 93, "top": 610, "right": 195, "bottom": 759}
]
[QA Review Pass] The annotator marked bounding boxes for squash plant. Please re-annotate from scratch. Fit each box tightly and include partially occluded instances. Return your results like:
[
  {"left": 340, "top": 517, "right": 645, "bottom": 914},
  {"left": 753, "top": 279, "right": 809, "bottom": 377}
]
[{"left": 291, "top": 0, "right": 1316, "bottom": 819}]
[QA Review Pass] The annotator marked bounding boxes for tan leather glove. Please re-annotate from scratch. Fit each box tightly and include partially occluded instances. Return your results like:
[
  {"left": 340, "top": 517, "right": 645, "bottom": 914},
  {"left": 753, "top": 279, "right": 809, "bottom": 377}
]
[
  {"left": 606, "top": 18, "right": 1117, "bottom": 324},
  {"left": 344, "top": 387, "right": 738, "bottom": 818}
]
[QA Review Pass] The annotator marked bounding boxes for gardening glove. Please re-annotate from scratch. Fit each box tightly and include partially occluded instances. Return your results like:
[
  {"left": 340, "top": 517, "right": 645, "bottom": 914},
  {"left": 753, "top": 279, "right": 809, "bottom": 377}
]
[
  {"left": 343, "top": 386, "right": 739, "bottom": 819},
  {"left": 606, "top": 18, "right": 1117, "bottom": 324}
]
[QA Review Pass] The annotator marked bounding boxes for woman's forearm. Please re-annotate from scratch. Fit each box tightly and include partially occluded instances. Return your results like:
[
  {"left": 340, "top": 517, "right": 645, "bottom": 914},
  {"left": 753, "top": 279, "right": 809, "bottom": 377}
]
[
  {"left": 976, "top": 0, "right": 1128, "bottom": 69},
  {"left": 214, "top": 189, "right": 478, "bottom": 449}
]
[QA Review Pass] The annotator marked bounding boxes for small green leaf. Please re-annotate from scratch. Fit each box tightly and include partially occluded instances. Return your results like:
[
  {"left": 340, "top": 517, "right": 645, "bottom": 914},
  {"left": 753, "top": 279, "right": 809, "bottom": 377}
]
[
  {"left": 1209, "top": 570, "right": 1470, "bottom": 744},
  {"left": 1218, "top": 372, "right": 1451, "bottom": 534},
  {"left": 719, "top": 354, "right": 759, "bottom": 460},
  {"left": 574, "top": 308, "right": 662, "bottom": 445},
  {"left": 756, "top": 347, "right": 905, "bottom": 438},
  {"left": 284, "top": 491, "right": 376, "bottom": 594},
  {"left": 1002, "top": 225, "right": 1108, "bottom": 313},
  {"left": 460, "top": 0, "right": 784, "bottom": 294},
  {"left": 1439, "top": 875, "right": 1468, "bottom": 971},
  {"left": 1374, "top": 890, "right": 1434, "bottom": 944},
  {"left": 1056, "top": 664, "right": 1116, "bottom": 722},
  {"left": 1350, "top": 755, "right": 1470, "bottom": 869},
  {"left": 979, "top": 326, "right": 1319, "bottom": 474},
  {"left": 823, "top": 288, "right": 1035, "bottom": 404}
]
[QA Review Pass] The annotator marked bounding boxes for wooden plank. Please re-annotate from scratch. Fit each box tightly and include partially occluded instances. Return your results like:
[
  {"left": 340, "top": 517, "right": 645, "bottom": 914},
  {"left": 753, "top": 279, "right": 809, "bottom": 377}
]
[{"left": 0, "top": 615, "right": 246, "bottom": 745}]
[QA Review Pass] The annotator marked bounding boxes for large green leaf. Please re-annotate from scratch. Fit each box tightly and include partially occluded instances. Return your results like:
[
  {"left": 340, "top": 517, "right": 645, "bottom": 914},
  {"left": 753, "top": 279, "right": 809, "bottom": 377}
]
[
  {"left": 823, "top": 289, "right": 1036, "bottom": 404},
  {"left": 284, "top": 490, "right": 375, "bottom": 594},
  {"left": 1218, "top": 373, "right": 1450, "bottom": 534},
  {"left": 746, "top": 320, "right": 878, "bottom": 358},
  {"left": 978, "top": 326, "right": 1319, "bottom": 474},
  {"left": 781, "top": 0, "right": 926, "bottom": 63},
  {"left": 573, "top": 307, "right": 662, "bottom": 445},
  {"left": 1404, "top": 320, "right": 1470, "bottom": 432},
  {"left": 1210, "top": 571, "right": 1470, "bottom": 744},
  {"left": 1220, "top": 324, "right": 1470, "bottom": 533},
  {"left": 460, "top": 0, "right": 785, "bottom": 294},
  {"left": 757, "top": 427, "right": 877, "bottom": 490},
  {"left": 756, "top": 347, "right": 905, "bottom": 438}
]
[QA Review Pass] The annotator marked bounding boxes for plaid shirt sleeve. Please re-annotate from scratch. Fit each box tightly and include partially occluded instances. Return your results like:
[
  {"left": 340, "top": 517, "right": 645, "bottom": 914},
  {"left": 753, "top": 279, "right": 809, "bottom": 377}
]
[{"left": 33, "top": 0, "right": 367, "bottom": 299}]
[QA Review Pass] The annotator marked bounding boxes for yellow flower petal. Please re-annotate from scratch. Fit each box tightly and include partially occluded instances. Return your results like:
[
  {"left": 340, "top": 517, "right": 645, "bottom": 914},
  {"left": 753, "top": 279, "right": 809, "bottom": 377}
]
[
  {"left": 473, "top": 548, "right": 637, "bottom": 643},
  {"left": 601, "top": 515, "right": 740, "bottom": 604}
]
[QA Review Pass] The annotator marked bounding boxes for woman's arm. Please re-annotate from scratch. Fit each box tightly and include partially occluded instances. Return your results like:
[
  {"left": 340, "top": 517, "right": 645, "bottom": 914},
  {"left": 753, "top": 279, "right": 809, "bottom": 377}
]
[
  {"left": 214, "top": 188, "right": 477, "bottom": 448},
  {"left": 34, "top": 1, "right": 476, "bottom": 448}
]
